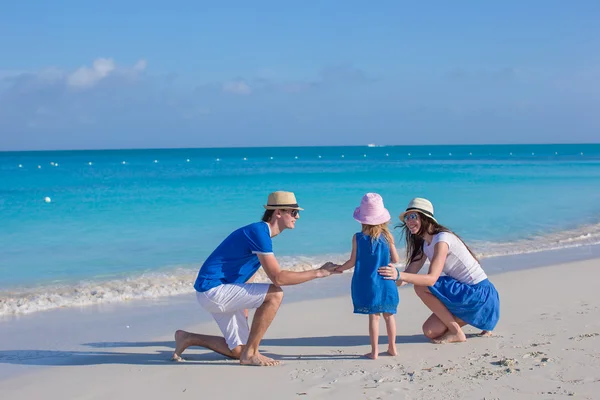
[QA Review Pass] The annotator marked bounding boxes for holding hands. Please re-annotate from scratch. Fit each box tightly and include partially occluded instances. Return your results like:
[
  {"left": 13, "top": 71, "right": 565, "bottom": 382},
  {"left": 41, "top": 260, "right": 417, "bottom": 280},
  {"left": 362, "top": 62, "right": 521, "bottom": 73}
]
[{"left": 318, "top": 262, "right": 342, "bottom": 277}]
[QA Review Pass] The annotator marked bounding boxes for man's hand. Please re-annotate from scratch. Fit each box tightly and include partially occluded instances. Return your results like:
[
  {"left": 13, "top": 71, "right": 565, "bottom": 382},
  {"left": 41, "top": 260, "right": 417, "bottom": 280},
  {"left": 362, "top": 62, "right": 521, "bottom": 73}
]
[{"left": 317, "top": 262, "right": 340, "bottom": 278}]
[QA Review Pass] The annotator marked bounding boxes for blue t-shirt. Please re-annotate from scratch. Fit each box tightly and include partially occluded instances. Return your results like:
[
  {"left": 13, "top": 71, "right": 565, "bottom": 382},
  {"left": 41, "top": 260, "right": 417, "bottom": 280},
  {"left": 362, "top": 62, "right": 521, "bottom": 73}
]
[{"left": 194, "top": 222, "right": 273, "bottom": 292}]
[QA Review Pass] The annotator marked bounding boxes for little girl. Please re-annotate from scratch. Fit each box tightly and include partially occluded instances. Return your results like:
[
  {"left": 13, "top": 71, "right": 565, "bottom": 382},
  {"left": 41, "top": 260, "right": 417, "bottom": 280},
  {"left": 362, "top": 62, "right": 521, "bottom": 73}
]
[{"left": 335, "top": 193, "right": 400, "bottom": 359}]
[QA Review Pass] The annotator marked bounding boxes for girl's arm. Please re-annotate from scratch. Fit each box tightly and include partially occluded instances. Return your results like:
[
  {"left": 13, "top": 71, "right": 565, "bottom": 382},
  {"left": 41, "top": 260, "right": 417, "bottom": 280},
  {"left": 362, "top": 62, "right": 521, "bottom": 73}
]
[
  {"left": 335, "top": 234, "right": 357, "bottom": 272},
  {"left": 399, "top": 242, "right": 448, "bottom": 287}
]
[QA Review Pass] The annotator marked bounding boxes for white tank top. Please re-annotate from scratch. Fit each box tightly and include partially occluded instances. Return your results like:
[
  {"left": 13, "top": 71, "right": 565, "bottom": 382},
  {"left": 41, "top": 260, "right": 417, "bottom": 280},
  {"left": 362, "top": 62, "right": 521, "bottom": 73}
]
[{"left": 422, "top": 232, "right": 487, "bottom": 284}]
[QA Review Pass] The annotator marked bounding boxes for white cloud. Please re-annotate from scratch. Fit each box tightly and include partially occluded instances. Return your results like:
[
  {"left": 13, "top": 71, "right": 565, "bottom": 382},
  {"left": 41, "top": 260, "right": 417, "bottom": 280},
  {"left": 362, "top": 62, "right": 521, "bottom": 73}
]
[
  {"left": 67, "top": 58, "right": 116, "bottom": 89},
  {"left": 222, "top": 80, "right": 252, "bottom": 95},
  {"left": 63, "top": 58, "right": 147, "bottom": 89}
]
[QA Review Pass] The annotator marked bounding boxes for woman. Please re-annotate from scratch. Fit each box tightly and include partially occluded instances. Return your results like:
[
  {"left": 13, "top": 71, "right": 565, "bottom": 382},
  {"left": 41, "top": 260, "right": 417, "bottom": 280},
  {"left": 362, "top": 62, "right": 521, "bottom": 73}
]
[{"left": 378, "top": 198, "right": 500, "bottom": 343}]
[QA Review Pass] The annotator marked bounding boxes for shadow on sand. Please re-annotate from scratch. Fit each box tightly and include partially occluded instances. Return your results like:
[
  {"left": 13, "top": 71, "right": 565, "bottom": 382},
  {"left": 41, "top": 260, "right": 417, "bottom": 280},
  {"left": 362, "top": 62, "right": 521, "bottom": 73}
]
[{"left": 0, "top": 334, "right": 432, "bottom": 366}]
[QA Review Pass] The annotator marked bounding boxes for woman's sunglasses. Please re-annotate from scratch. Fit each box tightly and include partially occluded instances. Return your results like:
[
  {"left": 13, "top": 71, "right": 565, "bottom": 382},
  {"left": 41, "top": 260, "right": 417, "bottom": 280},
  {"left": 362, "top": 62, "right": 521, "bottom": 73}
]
[{"left": 403, "top": 212, "right": 419, "bottom": 222}]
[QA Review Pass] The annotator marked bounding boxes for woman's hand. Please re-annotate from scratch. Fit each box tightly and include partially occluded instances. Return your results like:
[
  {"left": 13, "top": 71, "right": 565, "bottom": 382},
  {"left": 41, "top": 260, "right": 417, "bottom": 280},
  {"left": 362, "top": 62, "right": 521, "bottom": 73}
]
[{"left": 378, "top": 264, "right": 399, "bottom": 280}]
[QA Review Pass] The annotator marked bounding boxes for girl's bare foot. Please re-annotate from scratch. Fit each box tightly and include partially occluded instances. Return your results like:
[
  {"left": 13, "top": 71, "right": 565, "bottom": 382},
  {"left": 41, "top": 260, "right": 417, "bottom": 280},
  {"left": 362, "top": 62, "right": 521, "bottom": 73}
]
[
  {"left": 365, "top": 352, "right": 378, "bottom": 360},
  {"left": 432, "top": 330, "right": 467, "bottom": 344},
  {"left": 479, "top": 330, "right": 493, "bottom": 337},
  {"left": 171, "top": 330, "right": 191, "bottom": 362},
  {"left": 385, "top": 346, "right": 398, "bottom": 356},
  {"left": 240, "top": 352, "right": 281, "bottom": 366}
]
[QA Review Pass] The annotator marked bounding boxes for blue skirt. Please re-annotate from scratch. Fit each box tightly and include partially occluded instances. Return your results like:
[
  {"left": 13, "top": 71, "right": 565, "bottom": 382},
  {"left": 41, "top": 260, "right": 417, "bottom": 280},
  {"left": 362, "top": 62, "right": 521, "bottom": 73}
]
[{"left": 429, "top": 276, "right": 500, "bottom": 331}]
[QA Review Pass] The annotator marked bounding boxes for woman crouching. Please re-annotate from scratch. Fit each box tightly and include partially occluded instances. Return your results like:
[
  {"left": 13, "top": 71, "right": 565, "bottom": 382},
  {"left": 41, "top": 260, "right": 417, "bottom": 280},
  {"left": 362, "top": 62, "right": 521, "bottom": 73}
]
[{"left": 379, "top": 198, "right": 500, "bottom": 343}]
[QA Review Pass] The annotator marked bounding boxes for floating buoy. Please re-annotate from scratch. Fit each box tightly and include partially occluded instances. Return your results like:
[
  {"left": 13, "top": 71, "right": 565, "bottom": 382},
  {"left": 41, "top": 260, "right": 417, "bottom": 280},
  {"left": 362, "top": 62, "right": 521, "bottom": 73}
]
[
  {"left": 44, "top": 197, "right": 51, "bottom": 203},
  {"left": 469, "top": 152, "right": 472, "bottom": 156},
  {"left": 38, "top": 165, "right": 41, "bottom": 169},
  {"left": 88, "top": 162, "right": 93, "bottom": 165},
  {"left": 216, "top": 158, "right": 221, "bottom": 161},
  {"left": 449, "top": 153, "right": 452, "bottom": 156},
  {"left": 186, "top": 159, "right": 190, "bottom": 162},
  {"left": 363, "top": 154, "right": 367, "bottom": 157},
  {"left": 154, "top": 160, "right": 158, "bottom": 163},
  {"left": 122, "top": 161, "right": 126, "bottom": 165},
  {"left": 318, "top": 155, "right": 322, "bottom": 159},
  {"left": 341, "top": 155, "right": 345, "bottom": 158},
  {"left": 243, "top": 157, "right": 247, "bottom": 161},
  {"left": 385, "top": 153, "right": 389, "bottom": 157},
  {"left": 270, "top": 157, "right": 273, "bottom": 160},
  {"left": 294, "top": 156, "right": 298, "bottom": 159},
  {"left": 18, "top": 164, "right": 22, "bottom": 168},
  {"left": 408, "top": 153, "right": 411, "bottom": 156},
  {"left": 428, "top": 153, "right": 431, "bottom": 156}
]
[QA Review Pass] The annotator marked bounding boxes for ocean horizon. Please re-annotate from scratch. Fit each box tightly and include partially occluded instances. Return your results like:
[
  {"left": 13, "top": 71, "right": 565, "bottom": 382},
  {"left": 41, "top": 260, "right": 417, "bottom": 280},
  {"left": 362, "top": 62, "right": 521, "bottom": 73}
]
[{"left": 2, "top": 143, "right": 600, "bottom": 316}]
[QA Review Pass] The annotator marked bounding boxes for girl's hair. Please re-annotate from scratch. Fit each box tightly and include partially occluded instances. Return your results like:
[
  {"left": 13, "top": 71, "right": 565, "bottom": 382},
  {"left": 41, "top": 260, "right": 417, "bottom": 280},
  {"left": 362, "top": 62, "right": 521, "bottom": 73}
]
[
  {"left": 398, "top": 214, "right": 479, "bottom": 266},
  {"left": 362, "top": 223, "right": 394, "bottom": 245}
]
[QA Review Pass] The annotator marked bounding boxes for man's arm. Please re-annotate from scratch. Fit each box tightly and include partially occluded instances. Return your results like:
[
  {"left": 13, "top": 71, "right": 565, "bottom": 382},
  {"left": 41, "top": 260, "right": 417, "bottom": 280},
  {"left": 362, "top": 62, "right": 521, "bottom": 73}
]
[{"left": 258, "top": 253, "right": 336, "bottom": 286}]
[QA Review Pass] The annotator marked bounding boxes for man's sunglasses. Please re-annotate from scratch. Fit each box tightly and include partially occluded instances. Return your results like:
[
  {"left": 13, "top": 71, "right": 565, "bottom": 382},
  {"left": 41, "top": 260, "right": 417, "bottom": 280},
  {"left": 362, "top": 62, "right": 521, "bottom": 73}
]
[{"left": 286, "top": 209, "right": 300, "bottom": 218}]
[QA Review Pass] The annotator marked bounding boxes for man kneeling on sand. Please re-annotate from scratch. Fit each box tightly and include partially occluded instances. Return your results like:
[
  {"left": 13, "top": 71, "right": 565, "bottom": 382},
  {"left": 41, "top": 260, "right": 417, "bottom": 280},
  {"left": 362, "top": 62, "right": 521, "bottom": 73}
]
[{"left": 172, "top": 191, "right": 339, "bottom": 366}]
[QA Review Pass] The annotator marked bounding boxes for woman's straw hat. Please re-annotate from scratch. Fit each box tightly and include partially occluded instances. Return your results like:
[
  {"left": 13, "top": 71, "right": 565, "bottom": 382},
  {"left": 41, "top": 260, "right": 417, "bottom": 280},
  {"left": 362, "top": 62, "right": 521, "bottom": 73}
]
[{"left": 399, "top": 197, "right": 438, "bottom": 223}]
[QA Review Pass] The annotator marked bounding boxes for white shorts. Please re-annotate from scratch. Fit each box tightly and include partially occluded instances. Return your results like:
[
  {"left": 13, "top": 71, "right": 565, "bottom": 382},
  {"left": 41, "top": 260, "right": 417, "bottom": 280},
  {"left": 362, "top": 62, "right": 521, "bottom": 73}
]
[{"left": 196, "top": 283, "right": 270, "bottom": 350}]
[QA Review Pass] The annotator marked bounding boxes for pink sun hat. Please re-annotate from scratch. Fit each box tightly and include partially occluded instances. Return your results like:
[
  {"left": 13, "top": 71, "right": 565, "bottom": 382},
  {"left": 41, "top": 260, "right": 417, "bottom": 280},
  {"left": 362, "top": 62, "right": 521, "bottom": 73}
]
[{"left": 353, "top": 193, "right": 391, "bottom": 225}]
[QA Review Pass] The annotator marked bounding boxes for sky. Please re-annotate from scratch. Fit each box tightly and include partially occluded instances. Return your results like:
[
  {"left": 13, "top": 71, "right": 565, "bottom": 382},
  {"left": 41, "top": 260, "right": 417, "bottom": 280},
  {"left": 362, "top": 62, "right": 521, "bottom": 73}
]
[{"left": 1, "top": 1, "right": 599, "bottom": 151}]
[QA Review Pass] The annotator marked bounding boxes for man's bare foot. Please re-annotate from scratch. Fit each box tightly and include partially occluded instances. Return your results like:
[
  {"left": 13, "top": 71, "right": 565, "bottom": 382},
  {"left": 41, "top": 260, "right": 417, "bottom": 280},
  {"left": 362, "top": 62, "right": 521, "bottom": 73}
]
[
  {"left": 171, "top": 330, "right": 191, "bottom": 361},
  {"left": 240, "top": 352, "right": 281, "bottom": 366},
  {"left": 385, "top": 346, "right": 398, "bottom": 356},
  {"left": 365, "top": 352, "right": 378, "bottom": 360},
  {"left": 479, "top": 330, "right": 493, "bottom": 337},
  {"left": 432, "top": 330, "right": 467, "bottom": 344}
]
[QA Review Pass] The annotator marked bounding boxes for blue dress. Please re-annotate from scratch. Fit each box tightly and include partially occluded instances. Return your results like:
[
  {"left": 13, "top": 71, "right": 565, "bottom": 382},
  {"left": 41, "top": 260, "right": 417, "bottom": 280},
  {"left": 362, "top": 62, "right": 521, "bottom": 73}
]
[{"left": 351, "top": 232, "right": 399, "bottom": 314}]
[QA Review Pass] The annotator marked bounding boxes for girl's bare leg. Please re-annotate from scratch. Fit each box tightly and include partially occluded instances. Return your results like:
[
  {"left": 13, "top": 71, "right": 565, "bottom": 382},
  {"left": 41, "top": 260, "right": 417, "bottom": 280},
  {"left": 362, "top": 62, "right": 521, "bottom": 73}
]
[
  {"left": 366, "top": 313, "right": 380, "bottom": 359},
  {"left": 383, "top": 313, "right": 397, "bottom": 356}
]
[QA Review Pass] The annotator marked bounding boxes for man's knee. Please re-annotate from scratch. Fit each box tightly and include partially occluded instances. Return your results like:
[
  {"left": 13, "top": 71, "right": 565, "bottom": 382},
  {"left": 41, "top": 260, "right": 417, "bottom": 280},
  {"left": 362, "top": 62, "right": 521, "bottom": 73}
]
[
  {"left": 265, "top": 285, "right": 284, "bottom": 305},
  {"left": 230, "top": 345, "right": 243, "bottom": 359}
]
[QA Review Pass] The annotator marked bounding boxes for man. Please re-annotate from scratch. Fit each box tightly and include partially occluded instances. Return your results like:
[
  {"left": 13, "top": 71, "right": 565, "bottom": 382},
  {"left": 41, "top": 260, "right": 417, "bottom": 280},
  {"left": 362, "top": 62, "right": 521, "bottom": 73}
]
[{"left": 172, "top": 191, "right": 338, "bottom": 366}]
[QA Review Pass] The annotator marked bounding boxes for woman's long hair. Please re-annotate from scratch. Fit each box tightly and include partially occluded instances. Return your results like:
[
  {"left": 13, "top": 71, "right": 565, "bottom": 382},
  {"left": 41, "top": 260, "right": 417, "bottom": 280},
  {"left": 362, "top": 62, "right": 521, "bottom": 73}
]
[
  {"left": 362, "top": 222, "right": 394, "bottom": 245},
  {"left": 399, "top": 214, "right": 479, "bottom": 266}
]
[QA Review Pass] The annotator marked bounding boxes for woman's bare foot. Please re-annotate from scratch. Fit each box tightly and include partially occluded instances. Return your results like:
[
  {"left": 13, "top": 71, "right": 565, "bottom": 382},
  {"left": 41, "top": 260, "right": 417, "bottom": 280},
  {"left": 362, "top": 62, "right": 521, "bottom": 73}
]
[
  {"left": 385, "top": 346, "right": 398, "bottom": 356},
  {"left": 479, "top": 330, "right": 493, "bottom": 337},
  {"left": 171, "top": 330, "right": 191, "bottom": 362},
  {"left": 432, "top": 330, "right": 467, "bottom": 344},
  {"left": 240, "top": 352, "right": 281, "bottom": 366},
  {"left": 365, "top": 352, "right": 378, "bottom": 360}
]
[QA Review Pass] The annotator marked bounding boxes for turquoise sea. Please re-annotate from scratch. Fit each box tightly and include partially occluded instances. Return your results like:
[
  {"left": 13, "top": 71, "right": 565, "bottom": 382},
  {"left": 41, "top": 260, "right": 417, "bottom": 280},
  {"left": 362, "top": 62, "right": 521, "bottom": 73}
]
[{"left": 2, "top": 144, "right": 600, "bottom": 315}]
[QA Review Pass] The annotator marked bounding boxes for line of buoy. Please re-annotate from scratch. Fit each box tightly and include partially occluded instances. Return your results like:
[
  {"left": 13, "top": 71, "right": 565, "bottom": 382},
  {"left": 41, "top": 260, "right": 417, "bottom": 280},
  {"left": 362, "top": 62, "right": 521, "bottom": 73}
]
[{"left": 12, "top": 151, "right": 594, "bottom": 169}]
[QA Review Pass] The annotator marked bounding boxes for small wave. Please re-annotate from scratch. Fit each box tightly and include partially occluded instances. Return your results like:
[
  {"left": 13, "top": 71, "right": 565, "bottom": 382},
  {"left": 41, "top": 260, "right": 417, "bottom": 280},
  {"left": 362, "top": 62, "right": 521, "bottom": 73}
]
[
  {"left": 2, "top": 223, "right": 600, "bottom": 316},
  {"left": 0, "top": 257, "right": 347, "bottom": 317}
]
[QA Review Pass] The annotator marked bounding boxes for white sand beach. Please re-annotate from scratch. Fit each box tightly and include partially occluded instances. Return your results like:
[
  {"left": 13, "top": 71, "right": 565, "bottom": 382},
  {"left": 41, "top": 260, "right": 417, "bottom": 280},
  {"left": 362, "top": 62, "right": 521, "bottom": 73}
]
[{"left": 1, "top": 256, "right": 599, "bottom": 400}]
